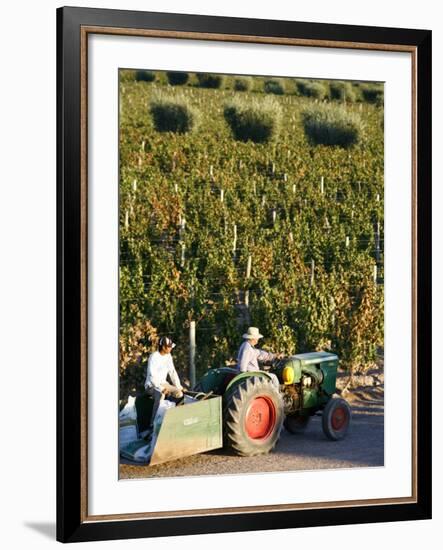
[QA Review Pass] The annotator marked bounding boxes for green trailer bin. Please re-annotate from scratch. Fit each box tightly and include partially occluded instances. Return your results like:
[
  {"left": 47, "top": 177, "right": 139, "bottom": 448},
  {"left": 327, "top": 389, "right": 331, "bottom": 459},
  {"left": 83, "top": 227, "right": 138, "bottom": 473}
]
[{"left": 120, "top": 394, "right": 223, "bottom": 466}]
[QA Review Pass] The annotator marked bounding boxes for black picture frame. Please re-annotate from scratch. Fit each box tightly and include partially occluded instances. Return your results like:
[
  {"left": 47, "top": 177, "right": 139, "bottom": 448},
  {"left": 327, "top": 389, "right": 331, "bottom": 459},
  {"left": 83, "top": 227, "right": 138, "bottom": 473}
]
[{"left": 57, "top": 6, "right": 432, "bottom": 543}]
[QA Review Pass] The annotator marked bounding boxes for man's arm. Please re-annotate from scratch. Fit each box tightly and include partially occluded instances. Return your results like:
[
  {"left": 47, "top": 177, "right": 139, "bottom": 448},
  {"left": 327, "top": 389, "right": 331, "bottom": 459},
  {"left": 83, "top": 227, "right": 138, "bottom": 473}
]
[
  {"left": 256, "top": 348, "right": 276, "bottom": 363},
  {"left": 167, "top": 358, "right": 183, "bottom": 389}
]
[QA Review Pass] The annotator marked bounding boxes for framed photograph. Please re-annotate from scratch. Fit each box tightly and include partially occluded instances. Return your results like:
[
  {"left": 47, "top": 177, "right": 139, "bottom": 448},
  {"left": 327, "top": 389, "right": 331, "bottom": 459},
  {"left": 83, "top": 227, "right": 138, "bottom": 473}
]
[{"left": 57, "top": 6, "right": 432, "bottom": 543}]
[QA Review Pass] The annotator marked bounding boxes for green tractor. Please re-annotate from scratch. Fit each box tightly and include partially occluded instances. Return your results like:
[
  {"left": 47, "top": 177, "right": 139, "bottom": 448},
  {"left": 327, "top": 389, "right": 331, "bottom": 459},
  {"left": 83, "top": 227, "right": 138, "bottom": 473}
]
[
  {"left": 195, "top": 351, "right": 352, "bottom": 457},
  {"left": 119, "top": 351, "right": 351, "bottom": 465}
]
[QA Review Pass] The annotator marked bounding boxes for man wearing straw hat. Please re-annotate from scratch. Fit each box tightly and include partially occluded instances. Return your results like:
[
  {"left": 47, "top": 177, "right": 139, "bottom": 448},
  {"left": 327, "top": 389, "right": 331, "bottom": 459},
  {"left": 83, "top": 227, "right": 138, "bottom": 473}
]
[{"left": 236, "top": 327, "right": 281, "bottom": 388}]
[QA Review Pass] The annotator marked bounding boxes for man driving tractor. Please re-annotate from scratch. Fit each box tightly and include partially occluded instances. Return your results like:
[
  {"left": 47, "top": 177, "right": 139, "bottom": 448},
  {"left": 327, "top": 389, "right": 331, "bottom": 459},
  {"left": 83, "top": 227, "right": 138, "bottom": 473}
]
[{"left": 236, "top": 327, "right": 281, "bottom": 388}]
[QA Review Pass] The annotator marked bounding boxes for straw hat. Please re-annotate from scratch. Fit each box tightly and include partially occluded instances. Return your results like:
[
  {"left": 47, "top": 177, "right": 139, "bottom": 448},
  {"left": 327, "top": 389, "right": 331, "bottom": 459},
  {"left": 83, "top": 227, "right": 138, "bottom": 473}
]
[{"left": 242, "top": 327, "right": 264, "bottom": 340}]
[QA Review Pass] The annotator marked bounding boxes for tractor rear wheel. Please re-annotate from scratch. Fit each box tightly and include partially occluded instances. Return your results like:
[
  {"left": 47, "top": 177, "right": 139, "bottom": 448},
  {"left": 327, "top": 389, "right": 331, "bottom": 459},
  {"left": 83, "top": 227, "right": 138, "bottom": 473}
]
[
  {"left": 322, "top": 397, "right": 351, "bottom": 440},
  {"left": 284, "top": 414, "right": 311, "bottom": 434},
  {"left": 223, "top": 376, "right": 284, "bottom": 456}
]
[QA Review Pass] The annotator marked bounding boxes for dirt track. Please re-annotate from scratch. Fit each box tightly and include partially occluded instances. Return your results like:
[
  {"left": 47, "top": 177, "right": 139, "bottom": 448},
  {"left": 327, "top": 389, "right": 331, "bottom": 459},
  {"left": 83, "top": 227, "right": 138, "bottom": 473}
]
[{"left": 119, "top": 386, "right": 384, "bottom": 479}]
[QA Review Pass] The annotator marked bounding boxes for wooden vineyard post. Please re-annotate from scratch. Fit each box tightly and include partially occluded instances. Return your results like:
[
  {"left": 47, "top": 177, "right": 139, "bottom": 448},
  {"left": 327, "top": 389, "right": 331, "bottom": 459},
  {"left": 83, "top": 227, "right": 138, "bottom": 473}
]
[
  {"left": 245, "top": 255, "right": 252, "bottom": 307},
  {"left": 179, "top": 216, "right": 186, "bottom": 238},
  {"left": 375, "top": 221, "right": 381, "bottom": 262},
  {"left": 189, "top": 321, "right": 196, "bottom": 388},
  {"left": 233, "top": 224, "right": 237, "bottom": 257},
  {"left": 320, "top": 176, "right": 324, "bottom": 194},
  {"left": 373, "top": 264, "right": 378, "bottom": 284},
  {"left": 310, "top": 259, "right": 315, "bottom": 286},
  {"left": 220, "top": 188, "right": 224, "bottom": 203}
]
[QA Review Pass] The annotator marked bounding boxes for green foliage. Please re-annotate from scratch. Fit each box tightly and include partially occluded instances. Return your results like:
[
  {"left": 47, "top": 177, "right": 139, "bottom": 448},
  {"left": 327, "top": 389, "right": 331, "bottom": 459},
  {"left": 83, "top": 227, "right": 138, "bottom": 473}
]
[
  {"left": 296, "top": 79, "right": 327, "bottom": 99},
  {"left": 302, "top": 103, "right": 363, "bottom": 148},
  {"left": 196, "top": 73, "right": 225, "bottom": 89},
  {"left": 166, "top": 71, "right": 190, "bottom": 85},
  {"left": 223, "top": 97, "right": 282, "bottom": 143},
  {"left": 264, "top": 79, "right": 285, "bottom": 95},
  {"left": 149, "top": 93, "right": 199, "bottom": 133},
  {"left": 119, "top": 71, "right": 384, "bottom": 400},
  {"left": 361, "top": 83, "right": 384, "bottom": 105},
  {"left": 329, "top": 81, "right": 357, "bottom": 102},
  {"left": 233, "top": 77, "right": 252, "bottom": 91},
  {"left": 119, "top": 318, "right": 159, "bottom": 399},
  {"left": 135, "top": 70, "right": 156, "bottom": 83},
  {"left": 332, "top": 266, "right": 384, "bottom": 374}
]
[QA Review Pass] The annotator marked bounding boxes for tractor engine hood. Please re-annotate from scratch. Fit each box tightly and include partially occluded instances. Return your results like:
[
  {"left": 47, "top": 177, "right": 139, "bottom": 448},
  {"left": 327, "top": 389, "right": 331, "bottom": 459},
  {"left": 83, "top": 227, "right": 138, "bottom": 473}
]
[{"left": 278, "top": 351, "right": 339, "bottom": 385}]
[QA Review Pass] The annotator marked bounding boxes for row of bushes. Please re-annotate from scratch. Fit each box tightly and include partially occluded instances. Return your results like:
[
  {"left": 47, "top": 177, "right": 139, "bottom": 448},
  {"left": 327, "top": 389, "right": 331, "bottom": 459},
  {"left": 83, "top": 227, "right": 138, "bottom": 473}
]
[
  {"left": 295, "top": 79, "right": 383, "bottom": 105},
  {"left": 134, "top": 70, "right": 226, "bottom": 88},
  {"left": 132, "top": 70, "right": 383, "bottom": 105},
  {"left": 149, "top": 92, "right": 363, "bottom": 148}
]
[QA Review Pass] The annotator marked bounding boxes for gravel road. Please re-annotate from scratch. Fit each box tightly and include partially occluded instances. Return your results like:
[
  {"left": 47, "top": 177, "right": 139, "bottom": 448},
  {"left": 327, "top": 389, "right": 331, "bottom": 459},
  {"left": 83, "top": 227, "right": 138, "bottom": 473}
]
[{"left": 119, "top": 386, "right": 384, "bottom": 479}]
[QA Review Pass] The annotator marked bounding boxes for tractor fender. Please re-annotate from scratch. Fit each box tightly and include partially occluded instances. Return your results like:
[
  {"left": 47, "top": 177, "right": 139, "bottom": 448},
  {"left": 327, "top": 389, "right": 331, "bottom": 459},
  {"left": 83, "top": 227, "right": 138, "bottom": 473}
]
[{"left": 224, "top": 371, "right": 275, "bottom": 394}]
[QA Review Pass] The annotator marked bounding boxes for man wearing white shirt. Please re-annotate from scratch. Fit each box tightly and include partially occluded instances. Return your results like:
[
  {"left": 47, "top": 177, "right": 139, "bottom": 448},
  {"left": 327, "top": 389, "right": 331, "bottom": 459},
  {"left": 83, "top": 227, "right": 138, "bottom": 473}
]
[
  {"left": 236, "top": 327, "right": 281, "bottom": 389},
  {"left": 144, "top": 336, "right": 184, "bottom": 428}
]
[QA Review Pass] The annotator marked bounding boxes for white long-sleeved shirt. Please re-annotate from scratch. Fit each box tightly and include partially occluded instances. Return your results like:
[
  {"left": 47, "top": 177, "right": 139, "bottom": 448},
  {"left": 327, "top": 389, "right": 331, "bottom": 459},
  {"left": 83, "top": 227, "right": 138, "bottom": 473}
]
[
  {"left": 144, "top": 351, "right": 182, "bottom": 391},
  {"left": 236, "top": 340, "right": 276, "bottom": 372}
]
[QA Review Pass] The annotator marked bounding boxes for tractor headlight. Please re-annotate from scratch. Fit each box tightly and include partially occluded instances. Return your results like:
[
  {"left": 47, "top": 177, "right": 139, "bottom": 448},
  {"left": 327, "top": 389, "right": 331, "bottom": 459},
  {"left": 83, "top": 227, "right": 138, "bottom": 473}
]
[{"left": 282, "top": 365, "right": 295, "bottom": 385}]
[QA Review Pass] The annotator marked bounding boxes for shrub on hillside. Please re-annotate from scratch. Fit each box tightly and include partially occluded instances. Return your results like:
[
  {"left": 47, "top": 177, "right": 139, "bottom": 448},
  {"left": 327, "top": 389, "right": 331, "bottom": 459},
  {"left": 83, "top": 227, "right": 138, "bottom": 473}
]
[
  {"left": 223, "top": 97, "right": 282, "bottom": 143},
  {"left": 120, "top": 70, "right": 136, "bottom": 83},
  {"left": 329, "top": 81, "right": 357, "bottom": 102},
  {"left": 301, "top": 103, "right": 363, "bottom": 148},
  {"left": 361, "top": 83, "right": 384, "bottom": 105},
  {"left": 166, "top": 71, "right": 190, "bottom": 85},
  {"left": 196, "top": 73, "right": 225, "bottom": 89},
  {"left": 263, "top": 79, "right": 285, "bottom": 95},
  {"left": 296, "top": 79, "right": 327, "bottom": 99},
  {"left": 135, "top": 70, "right": 156, "bottom": 83},
  {"left": 233, "top": 77, "right": 252, "bottom": 91},
  {"left": 149, "top": 94, "right": 199, "bottom": 133}
]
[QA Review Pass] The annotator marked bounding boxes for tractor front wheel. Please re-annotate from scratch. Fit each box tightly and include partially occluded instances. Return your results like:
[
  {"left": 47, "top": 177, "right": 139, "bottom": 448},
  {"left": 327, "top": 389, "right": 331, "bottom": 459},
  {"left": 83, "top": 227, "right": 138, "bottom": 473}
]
[
  {"left": 223, "top": 376, "right": 284, "bottom": 456},
  {"left": 284, "top": 414, "right": 311, "bottom": 434},
  {"left": 322, "top": 397, "right": 351, "bottom": 441}
]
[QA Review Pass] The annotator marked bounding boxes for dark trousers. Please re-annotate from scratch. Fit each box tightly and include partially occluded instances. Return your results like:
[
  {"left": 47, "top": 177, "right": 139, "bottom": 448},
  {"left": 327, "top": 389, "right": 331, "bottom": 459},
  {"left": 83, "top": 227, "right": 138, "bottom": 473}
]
[
  {"left": 145, "top": 384, "right": 183, "bottom": 428},
  {"left": 145, "top": 387, "right": 163, "bottom": 429}
]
